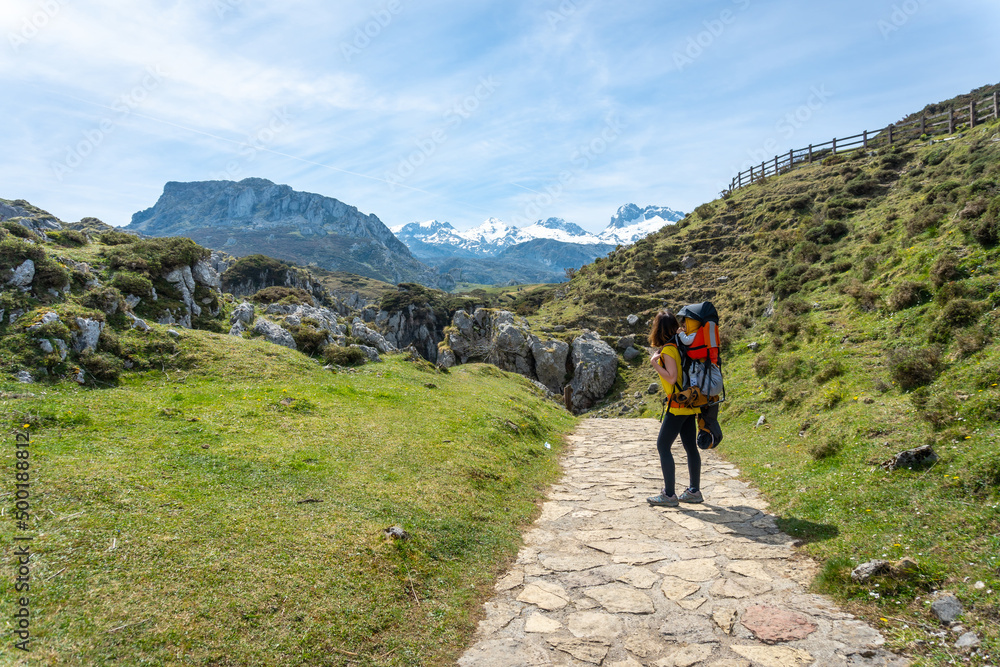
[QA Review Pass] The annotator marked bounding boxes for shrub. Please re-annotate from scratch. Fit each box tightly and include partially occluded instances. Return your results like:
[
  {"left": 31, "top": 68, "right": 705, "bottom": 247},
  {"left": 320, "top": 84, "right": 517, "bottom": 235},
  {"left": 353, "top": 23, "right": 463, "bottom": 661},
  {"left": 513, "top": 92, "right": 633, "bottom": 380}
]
[
  {"left": 939, "top": 298, "right": 983, "bottom": 328},
  {"left": 912, "top": 389, "right": 958, "bottom": 430},
  {"left": 0, "top": 236, "right": 45, "bottom": 271},
  {"left": 887, "top": 281, "right": 930, "bottom": 311},
  {"left": 771, "top": 263, "right": 810, "bottom": 298},
  {"left": 32, "top": 259, "right": 71, "bottom": 293},
  {"left": 844, "top": 174, "right": 879, "bottom": 197},
  {"left": 104, "top": 237, "right": 209, "bottom": 275},
  {"left": 693, "top": 203, "right": 715, "bottom": 220},
  {"left": 843, "top": 279, "right": 879, "bottom": 312},
  {"left": 77, "top": 351, "right": 124, "bottom": 385},
  {"left": 953, "top": 326, "right": 988, "bottom": 358},
  {"left": 251, "top": 286, "right": 314, "bottom": 306},
  {"left": 81, "top": 286, "right": 125, "bottom": 316},
  {"left": 98, "top": 230, "right": 138, "bottom": 245},
  {"left": 888, "top": 346, "right": 940, "bottom": 390},
  {"left": 929, "top": 253, "right": 961, "bottom": 287},
  {"left": 1, "top": 221, "right": 36, "bottom": 239},
  {"left": 805, "top": 220, "right": 849, "bottom": 244},
  {"left": 958, "top": 198, "right": 988, "bottom": 220},
  {"left": 814, "top": 360, "right": 844, "bottom": 384},
  {"left": 323, "top": 345, "right": 366, "bottom": 367},
  {"left": 751, "top": 353, "right": 771, "bottom": 378},
  {"left": 45, "top": 229, "right": 88, "bottom": 247},
  {"left": 924, "top": 180, "right": 961, "bottom": 204},
  {"left": 287, "top": 322, "right": 329, "bottom": 356},
  {"left": 809, "top": 436, "right": 844, "bottom": 460},
  {"left": 110, "top": 271, "right": 154, "bottom": 299},
  {"left": 906, "top": 204, "right": 948, "bottom": 236}
]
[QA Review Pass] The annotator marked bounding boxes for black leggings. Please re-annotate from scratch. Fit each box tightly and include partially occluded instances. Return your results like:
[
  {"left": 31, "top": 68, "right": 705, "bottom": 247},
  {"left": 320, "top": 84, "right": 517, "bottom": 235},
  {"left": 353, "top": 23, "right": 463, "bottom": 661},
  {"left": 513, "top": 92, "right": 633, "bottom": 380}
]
[{"left": 656, "top": 412, "right": 701, "bottom": 495}]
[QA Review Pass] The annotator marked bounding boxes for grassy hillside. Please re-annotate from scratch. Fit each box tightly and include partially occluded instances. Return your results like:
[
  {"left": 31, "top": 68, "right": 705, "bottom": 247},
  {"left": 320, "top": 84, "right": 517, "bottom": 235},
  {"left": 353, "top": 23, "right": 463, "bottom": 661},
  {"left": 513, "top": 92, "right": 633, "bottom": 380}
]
[
  {"left": 533, "top": 109, "right": 1000, "bottom": 662},
  {"left": 0, "top": 330, "right": 576, "bottom": 665}
]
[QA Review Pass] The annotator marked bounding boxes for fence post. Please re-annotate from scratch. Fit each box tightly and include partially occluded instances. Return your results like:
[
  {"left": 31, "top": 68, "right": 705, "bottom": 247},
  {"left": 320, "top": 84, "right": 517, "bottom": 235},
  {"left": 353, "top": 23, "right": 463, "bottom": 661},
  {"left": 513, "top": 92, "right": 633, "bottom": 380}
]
[
  {"left": 888, "top": 124, "right": 894, "bottom": 145},
  {"left": 760, "top": 161, "right": 766, "bottom": 179},
  {"left": 863, "top": 130, "right": 868, "bottom": 149},
  {"left": 749, "top": 165, "right": 753, "bottom": 182},
  {"left": 949, "top": 107, "right": 955, "bottom": 133},
  {"left": 832, "top": 137, "right": 837, "bottom": 155},
  {"left": 920, "top": 115, "right": 926, "bottom": 135},
  {"left": 808, "top": 144, "right": 813, "bottom": 162},
  {"left": 970, "top": 100, "right": 977, "bottom": 129},
  {"left": 788, "top": 149, "right": 793, "bottom": 169},
  {"left": 994, "top": 91, "right": 999, "bottom": 120},
  {"left": 774, "top": 155, "right": 778, "bottom": 174}
]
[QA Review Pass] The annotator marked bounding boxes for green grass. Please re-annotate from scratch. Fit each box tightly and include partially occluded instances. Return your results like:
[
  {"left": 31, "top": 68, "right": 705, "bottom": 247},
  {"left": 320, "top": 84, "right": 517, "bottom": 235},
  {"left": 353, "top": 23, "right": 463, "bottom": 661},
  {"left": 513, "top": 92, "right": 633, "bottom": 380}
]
[{"left": 0, "top": 328, "right": 576, "bottom": 665}]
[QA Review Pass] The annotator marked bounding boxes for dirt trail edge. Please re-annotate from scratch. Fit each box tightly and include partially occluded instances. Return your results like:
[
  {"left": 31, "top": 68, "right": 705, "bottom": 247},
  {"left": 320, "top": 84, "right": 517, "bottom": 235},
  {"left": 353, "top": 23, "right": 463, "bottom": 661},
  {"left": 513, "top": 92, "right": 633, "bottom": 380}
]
[{"left": 458, "top": 419, "right": 909, "bottom": 667}]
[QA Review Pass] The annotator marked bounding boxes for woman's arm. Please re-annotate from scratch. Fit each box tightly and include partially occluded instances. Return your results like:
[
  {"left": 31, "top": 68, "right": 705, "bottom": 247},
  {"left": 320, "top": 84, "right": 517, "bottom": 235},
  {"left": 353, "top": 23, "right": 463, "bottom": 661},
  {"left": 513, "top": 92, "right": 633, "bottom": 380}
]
[{"left": 650, "top": 349, "right": 678, "bottom": 385}]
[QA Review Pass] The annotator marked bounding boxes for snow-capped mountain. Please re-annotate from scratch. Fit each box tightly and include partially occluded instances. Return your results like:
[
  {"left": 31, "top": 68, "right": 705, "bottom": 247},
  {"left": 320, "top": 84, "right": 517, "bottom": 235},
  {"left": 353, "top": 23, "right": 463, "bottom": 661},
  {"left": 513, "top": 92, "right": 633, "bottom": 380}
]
[
  {"left": 598, "top": 204, "right": 686, "bottom": 245},
  {"left": 521, "top": 218, "right": 607, "bottom": 245},
  {"left": 392, "top": 204, "right": 685, "bottom": 284}
]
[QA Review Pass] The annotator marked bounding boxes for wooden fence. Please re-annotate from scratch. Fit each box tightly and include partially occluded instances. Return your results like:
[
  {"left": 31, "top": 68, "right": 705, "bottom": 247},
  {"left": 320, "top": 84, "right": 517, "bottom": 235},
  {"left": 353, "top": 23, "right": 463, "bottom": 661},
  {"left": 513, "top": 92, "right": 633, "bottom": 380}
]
[{"left": 725, "top": 91, "right": 1000, "bottom": 194}]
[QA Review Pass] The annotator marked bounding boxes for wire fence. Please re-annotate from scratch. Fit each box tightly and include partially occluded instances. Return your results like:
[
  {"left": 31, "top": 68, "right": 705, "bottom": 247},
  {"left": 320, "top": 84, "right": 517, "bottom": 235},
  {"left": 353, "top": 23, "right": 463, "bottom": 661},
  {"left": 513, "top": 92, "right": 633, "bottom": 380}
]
[{"left": 725, "top": 91, "right": 1000, "bottom": 194}]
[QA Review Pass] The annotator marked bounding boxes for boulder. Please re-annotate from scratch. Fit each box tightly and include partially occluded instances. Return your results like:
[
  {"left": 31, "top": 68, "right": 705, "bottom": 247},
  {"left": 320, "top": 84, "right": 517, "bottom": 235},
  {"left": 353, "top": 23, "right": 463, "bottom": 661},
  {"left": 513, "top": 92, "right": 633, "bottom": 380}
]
[
  {"left": 623, "top": 346, "right": 641, "bottom": 361},
  {"left": 191, "top": 259, "right": 221, "bottom": 289},
  {"left": 930, "top": 595, "right": 963, "bottom": 623},
  {"left": 568, "top": 331, "right": 618, "bottom": 412},
  {"left": 490, "top": 313, "right": 535, "bottom": 379},
  {"left": 26, "top": 312, "right": 60, "bottom": 332},
  {"left": 351, "top": 318, "right": 395, "bottom": 354},
  {"left": 16, "top": 370, "right": 33, "bottom": 383},
  {"left": 230, "top": 301, "right": 255, "bottom": 325},
  {"left": 7, "top": 259, "right": 35, "bottom": 288},
  {"left": 252, "top": 319, "right": 297, "bottom": 349},
  {"left": 617, "top": 335, "right": 636, "bottom": 350},
  {"left": 882, "top": 444, "right": 938, "bottom": 471},
  {"left": 850, "top": 560, "right": 891, "bottom": 583},
  {"left": 127, "top": 313, "right": 151, "bottom": 332},
  {"left": 531, "top": 337, "right": 570, "bottom": 393},
  {"left": 437, "top": 347, "right": 457, "bottom": 369},
  {"left": 627, "top": 314, "right": 640, "bottom": 326},
  {"left": 72, "top": 317, "right": 103, "bottom": 354},
  {"left": 355, "top": 344, "right": 381, "bottom": 362}
]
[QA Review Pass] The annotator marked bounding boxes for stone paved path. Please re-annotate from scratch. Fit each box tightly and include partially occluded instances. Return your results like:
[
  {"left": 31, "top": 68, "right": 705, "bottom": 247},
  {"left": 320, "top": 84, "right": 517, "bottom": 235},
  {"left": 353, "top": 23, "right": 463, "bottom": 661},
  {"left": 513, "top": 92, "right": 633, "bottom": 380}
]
[{"left": 458, "top": 419, "right": 909, "bottom": 667}]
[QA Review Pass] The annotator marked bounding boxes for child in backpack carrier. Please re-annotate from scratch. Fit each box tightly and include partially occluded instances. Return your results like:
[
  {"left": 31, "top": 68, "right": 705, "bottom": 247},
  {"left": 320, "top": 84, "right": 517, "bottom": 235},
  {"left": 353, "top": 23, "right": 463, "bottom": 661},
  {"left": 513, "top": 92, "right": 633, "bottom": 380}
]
[{"left": 676, "top": 303, "right": 724, "bottom": 450}]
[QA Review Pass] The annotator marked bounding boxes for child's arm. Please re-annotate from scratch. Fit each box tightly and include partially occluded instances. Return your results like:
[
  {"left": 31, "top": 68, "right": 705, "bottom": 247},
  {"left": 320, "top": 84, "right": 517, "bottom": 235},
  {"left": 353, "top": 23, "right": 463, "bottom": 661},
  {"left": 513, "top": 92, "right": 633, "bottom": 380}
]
[{"left": 676, "top": 330, "right": 697, "bottom": 344}]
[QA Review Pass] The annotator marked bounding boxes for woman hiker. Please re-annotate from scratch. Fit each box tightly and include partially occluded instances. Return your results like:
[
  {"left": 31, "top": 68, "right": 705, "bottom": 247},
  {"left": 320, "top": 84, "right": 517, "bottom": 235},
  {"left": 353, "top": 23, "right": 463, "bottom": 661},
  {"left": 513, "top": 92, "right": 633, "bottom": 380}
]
[{"left": 646, "top": 310, "right": 704, "bottom": 507}]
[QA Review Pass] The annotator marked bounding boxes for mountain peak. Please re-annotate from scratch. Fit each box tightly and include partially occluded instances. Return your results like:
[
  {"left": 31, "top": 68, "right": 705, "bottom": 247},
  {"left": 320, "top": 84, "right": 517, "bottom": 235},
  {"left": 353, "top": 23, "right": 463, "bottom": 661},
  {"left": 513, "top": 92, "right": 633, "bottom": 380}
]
[{"left": 599, "top": 203, "right": 686, "bottom": 245}]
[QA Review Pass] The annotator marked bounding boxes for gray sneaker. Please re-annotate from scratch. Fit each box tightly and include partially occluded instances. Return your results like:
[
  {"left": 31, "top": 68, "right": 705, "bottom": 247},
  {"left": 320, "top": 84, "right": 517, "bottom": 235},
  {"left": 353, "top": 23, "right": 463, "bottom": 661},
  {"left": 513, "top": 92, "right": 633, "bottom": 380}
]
[
  {"left": 647, "top": 490, "right": 679, "bottom": 507},
  {"left": 679, "top": 488, "right": 704, "bottom": 503}
]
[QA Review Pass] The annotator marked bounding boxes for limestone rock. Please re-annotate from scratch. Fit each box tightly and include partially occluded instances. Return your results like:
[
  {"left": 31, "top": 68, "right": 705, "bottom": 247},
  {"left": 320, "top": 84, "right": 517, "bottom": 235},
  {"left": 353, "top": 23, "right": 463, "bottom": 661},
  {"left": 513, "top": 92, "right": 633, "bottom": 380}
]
[
  {"left": 568, "top": 331, "right": 618, "bottom": 412},
  {"left": 230, "top": 301, "right": 255, "bottom": 325},
  {"left": 623, "top": 346, "right": 641, "bottom": 361},
  {"left": 15, "top": 370, "right": 33, "bottom": 383},
  {"left": 955, "top": 631, "right": 980, "bottom": 649},
  {"left": 192, "top": 259, "right": 221, "bottom": 289},
  {"left": 567, "top": 611, "right": 622, "bottom": 642},
  {"left": 351, "top": 318, "right": 395, "bottom": 354},
  {"left": 252, "top": 319, "right": 297, "bottom": 349},
  {"left": 657, "top": 643, "right": 714, "bottom": 667},
  {"left": 7, "top": 259, "right": 35, "bottom": 288},
  {"left": 851, "top": 559, "right": 891, "bottom": 582},
  {"left": 355, "top": 344, "right": 381, "bottom": 363},
  {"left": 530, "top": 337, "right": 569, "bottom": 393},
  {"left": 930, "top": 595, "right": 963, "bottom": 623},
  {"left": 882, "top": 444, "right": 938, "bottom": 471},
  {"left": 72, "top": 318, "right": 103, "bottom": 353},
  {"left": 627, "top": 314, "right": 640, "bottom": 326},
  {"left": 658, "top": 614, "right": 719, "bottom": 645},
  {"left": 524, "top": 613, "right": 562, "bottom": 634}
]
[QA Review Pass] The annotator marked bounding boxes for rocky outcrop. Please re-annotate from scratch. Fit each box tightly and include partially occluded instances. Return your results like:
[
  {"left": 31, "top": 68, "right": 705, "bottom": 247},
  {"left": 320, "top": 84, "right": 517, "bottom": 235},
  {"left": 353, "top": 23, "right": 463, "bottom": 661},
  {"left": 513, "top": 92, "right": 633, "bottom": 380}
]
[
  {"left": 252, "top": 318, "right": 297, "bottom": 349},
  {"left": 568, "top": 332, "right": 618, "bottom": 412},
  {"left": 374, "top": 304, "right": 442, "bottom": 362},
  {"left": 439, "top": 308, "right": 620, "bottom": 412},
  {"left": 127, "top": 178, "right": 446, "bottom": 287},
  {"left": 351, "top": 318, "right": 395, "bottom": 354}
]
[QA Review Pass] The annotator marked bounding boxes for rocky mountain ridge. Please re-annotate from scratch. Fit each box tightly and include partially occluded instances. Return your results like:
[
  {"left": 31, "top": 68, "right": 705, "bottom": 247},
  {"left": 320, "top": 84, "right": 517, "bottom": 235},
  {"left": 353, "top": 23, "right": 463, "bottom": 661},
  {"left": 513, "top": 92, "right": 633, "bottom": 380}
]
[{"left": 126, "top": 179, "right": 452, "bottom": 290}]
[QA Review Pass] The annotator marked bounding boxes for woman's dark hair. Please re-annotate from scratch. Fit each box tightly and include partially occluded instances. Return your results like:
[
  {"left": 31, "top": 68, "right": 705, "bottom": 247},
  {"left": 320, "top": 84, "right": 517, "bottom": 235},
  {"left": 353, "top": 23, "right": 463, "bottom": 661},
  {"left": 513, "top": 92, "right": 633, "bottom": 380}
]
[{"left": 648, "top": 310, "right": 679, "bottom": 348}]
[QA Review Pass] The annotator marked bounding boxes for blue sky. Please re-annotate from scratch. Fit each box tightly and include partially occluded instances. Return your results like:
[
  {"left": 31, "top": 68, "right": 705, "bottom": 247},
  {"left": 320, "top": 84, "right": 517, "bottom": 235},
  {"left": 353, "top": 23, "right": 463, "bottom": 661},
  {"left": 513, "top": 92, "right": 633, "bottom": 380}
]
[{"left": 2, "top": 0, "right": 999, "bottom": 234}]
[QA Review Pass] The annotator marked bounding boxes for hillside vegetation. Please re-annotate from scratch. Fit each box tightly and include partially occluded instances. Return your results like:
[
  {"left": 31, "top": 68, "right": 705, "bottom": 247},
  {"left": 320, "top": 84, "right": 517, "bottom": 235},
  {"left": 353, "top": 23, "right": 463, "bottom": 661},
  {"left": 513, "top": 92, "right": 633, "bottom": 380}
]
[{"left": 532, "top": 102, "right": 1000, "bottom": 663}]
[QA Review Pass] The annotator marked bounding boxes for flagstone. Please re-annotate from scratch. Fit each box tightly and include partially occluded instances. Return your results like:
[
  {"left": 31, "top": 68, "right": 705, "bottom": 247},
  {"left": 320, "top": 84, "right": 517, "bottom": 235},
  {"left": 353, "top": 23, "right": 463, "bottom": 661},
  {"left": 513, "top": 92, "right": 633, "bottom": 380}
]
[
  {"left": 547, "top": 638, "right": 609, "bottom": 664},
  {"left": 655, "top": 643, "right": 714, "bottom": 667},
  {"left": 730, "top": 645, "right": 814, "bottom": 666},
  {"left": 584, "top": 584, "right": 655, "bottom": 614},
  {"left": 539, "top": 555, "right": 607, "bottom": 572},
  {"left": 709, "top": 578, "right": 751, "bottom": 599},
  {"left": 615, "top": 566, "right": 659, "bottom": 589},
  {"left": 658, "top": 558, "right": 719, "bottom": 582},
  {"left": 517, "top": 581, "right": 571, "bottom": 610},
  {"left": 659, "top": 576, "right": 701, "bottom": 601},
  {"left": 524, "top": 614, "right": 563, "bottom": 634},
  {"left": 567, "top": 611, "right": 623, "bottom": 642}
]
